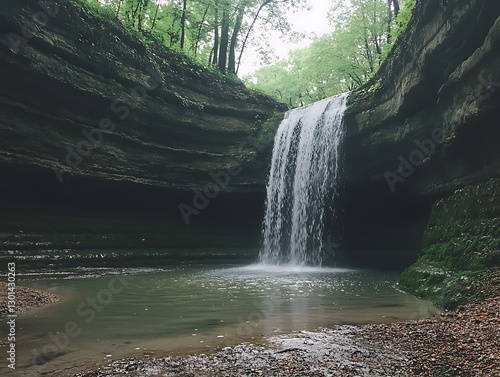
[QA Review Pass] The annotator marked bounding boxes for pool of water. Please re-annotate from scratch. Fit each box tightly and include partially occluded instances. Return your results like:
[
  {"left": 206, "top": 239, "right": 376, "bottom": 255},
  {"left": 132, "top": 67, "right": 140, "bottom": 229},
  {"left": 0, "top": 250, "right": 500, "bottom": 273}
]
[{"left": 1, "top": 263, "right": 439, "bottom": 376}]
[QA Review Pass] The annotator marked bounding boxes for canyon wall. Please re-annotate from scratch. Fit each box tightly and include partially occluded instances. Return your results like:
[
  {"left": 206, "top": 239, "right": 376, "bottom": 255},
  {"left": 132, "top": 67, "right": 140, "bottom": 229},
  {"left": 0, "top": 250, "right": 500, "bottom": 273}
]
[
  {"left": 0, "top": 0, "right": 499, "bottom": 270},
  {"left": 341, "top": 0, "right": 500, "bottom": 266}
]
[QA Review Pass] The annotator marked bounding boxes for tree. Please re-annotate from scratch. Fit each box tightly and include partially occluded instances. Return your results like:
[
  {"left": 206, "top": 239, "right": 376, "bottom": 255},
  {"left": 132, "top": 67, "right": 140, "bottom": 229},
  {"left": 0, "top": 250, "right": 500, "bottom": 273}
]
[
  {"left": 217, "top": 0, "right": 230, "bottom": 72},
  {"left": 387, "top": 0, "right": 400, "bottom": 42},
  {"left": 193, "top": 2, "right": 211, "bottom": 56},
  {"left": 180, "top": 0, "right": 188, "bottom": 49},
  {"left": 251, "top": 0, "right": 417, "bottom": 107},
  {"left": 150, "top": 0, "right": 161, "bottom": 31},
  {"left": 235, "top": 0, "right": 272, "bottom": 74},
  {"left": 212, "top": 0, "right": 220, "bottom": 64},
  {"left": 228, "top": 0, "right": 247, "bottom": 73},
  {"left": 389, "top": 0, "right": 400, "bottom": 17},
  {"left": 95, "top": 0, "right": 305, "bottom": 73}
]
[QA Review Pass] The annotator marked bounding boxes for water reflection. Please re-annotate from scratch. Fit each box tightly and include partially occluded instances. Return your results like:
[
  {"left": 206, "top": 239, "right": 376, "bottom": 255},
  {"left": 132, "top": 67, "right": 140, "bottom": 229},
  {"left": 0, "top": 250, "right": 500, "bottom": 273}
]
[{"left": 2, "top": 264, "right": 439, "bottom": 376}]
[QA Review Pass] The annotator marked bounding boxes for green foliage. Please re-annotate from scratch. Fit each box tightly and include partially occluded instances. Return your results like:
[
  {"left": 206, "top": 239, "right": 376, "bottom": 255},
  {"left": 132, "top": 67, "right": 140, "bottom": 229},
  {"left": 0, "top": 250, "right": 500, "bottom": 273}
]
[
  {"left": 399, "top": 178, "right": 500, "bottom": 309},
  {"left": 399, "top": 267, "right": 481, "bottom": 310},
  {"left": 252, "top": 0, "right": 417, "bottom": 107},
  {"left": 75, "top": 0, "right": 121, "bottom": 22},
  {"left": 77, "top": 0, "right": 307, "bottom": 74},
  {"left": 254, "top": 114, "right": 284, "bottom": 150},
  {"left": 392, "top": 0, "right": 416, "bottom": 41},
  {"left": 74, "top": 0, "right": 418, "bottom": 101}
]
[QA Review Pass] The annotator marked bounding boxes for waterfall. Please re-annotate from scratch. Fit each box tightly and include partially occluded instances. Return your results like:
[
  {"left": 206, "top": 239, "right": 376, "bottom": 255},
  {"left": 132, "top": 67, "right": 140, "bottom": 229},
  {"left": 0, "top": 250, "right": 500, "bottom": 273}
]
[{"left": 258, "top": 93, "right": 349, "bottom": 266}]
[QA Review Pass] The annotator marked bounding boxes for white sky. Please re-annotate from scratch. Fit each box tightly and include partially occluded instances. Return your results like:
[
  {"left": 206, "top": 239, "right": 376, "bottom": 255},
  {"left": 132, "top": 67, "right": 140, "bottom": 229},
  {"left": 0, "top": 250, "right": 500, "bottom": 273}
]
[{"left": 239, "top": 0, "right": 333, "bottom": 77}]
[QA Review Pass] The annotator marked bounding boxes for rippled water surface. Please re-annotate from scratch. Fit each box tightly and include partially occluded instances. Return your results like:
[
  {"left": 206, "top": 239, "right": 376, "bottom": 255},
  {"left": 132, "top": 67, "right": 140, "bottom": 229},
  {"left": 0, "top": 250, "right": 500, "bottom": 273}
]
[{"left": 2, "top": 263, "right": 439, "bottom": 376}]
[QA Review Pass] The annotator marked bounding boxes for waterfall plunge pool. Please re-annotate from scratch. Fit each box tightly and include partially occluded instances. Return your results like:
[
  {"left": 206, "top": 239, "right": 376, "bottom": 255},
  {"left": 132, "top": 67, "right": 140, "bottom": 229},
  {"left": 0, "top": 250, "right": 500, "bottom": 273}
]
[
  {"left": 1, "top": 94, "right": 437, "bottom": 375},
  {"left": 4, "top": 261, "right": 439, "bottom": 376}
]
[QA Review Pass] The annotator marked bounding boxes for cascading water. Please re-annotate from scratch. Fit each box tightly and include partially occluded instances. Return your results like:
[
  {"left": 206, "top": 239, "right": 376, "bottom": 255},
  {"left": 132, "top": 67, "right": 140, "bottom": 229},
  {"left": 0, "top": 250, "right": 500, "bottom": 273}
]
[{"left": 259, "top": 93, "right": 349, "bottom": 266}]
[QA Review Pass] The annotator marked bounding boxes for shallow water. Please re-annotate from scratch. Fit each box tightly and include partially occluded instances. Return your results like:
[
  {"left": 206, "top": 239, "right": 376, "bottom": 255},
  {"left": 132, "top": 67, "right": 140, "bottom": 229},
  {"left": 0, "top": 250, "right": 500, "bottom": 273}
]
[{"left": 1, "top": 263, "right": 439, "bottom": 376}]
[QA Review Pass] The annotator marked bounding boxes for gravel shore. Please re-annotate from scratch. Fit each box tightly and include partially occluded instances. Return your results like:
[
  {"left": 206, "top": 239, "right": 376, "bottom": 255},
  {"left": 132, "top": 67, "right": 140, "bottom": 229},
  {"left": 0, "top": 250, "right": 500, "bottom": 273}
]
[
  {"left": 0, "top": 281, "right": 60, "bottom": 316},
  {"left": 76, "top": 268, "right": 499, "bottom": 377}
]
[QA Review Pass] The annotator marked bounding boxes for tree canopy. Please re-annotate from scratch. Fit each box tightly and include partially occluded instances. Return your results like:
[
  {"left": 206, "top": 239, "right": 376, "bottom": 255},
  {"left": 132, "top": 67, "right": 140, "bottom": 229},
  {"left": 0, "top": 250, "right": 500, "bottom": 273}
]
[
  {"left": 80, "top": 0, "right": 416, "bottom": 107},
  {"left": 83, "top": 0, "right": 307, "bottom": 74},
  {"left": 249, "top": 0, "right": 416, "bottom": 107}
]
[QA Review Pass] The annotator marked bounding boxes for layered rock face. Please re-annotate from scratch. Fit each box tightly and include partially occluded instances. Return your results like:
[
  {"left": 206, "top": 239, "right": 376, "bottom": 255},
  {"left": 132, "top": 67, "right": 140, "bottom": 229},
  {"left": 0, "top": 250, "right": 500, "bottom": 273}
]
[
  {"left": 0, "top": 0, "right": 285, "bottom": 198},
  {"left": 0, "top": 0, "right": 499, "bottom": 267},
  {"left": 0, "top": 0, "right": 286, "bottom": 259},
  {"left": 341, "top": 0, "right": 500, "bottom": 266}
]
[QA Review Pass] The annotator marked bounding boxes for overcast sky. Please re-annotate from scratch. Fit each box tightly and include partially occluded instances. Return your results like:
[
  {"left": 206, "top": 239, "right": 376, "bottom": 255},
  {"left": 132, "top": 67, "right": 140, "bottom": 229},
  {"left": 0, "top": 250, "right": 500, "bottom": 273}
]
[{"left": 239, "top": 0, "right": 333, "bottom": 77}]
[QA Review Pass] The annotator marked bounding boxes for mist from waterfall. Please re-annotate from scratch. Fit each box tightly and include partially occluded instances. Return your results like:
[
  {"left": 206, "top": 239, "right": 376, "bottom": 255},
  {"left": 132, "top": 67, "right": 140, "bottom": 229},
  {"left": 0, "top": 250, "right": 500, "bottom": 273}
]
[{"left": 259, "top": 93, "right": 349, "bottom": 266}]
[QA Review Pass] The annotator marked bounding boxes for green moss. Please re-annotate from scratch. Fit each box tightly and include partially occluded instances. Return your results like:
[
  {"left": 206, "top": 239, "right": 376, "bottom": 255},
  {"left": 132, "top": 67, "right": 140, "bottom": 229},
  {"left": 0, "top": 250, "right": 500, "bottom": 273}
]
[
  {"left": 253, "top": 114, "right": 284, "bottom": 151},
  {"left": 367, "top": 80, "right": 382, "bottom": 93},
  {"left": 392, "top": 0, "right": 417, "bottom": 42},
  {"left": 400, "top": 178, "right": 500, "bottom": 309},
  {"left": 400, "top": 264, "right": 483, "bottom": 309}
]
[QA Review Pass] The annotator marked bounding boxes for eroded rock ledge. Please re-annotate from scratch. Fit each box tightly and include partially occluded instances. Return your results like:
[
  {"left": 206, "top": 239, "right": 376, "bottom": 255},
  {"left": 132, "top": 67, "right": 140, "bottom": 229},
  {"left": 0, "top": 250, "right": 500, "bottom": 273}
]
[
  {"left": 341, "top": 0, "right": 500, "bottom": 264},
  {"left": 0, "top": 0, "right": 285, "bottom": 194},
  {"left": 0, "top": 0, "right": 499, "bottom": 266},
  {"left": 345, "top": 0, "right": 500, "bottom": 196}
]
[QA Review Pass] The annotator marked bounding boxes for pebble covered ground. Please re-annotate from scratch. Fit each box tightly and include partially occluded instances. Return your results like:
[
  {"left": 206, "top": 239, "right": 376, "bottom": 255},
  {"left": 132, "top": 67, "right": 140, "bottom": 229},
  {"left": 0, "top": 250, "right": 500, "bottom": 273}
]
[
  {"left": 75, "top": 268, "right": 500, "bottom": 377},
  {"left": 361, "top": 267, "right": 500, "bottom": 376},
  {"left": 0, "top": 281, "right": 60, "bottom": 316},
  {"left": 75, "top": 328, "right": 408, "bottom": 377}
]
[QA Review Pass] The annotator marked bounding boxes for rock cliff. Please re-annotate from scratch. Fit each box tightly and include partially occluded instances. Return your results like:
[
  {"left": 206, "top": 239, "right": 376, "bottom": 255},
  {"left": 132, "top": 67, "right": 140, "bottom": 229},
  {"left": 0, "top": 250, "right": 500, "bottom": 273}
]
[
  {"left": 399, "top": 178, "right": 499, "bottom": 309},
  {"left": 341, "top": 0, "right": 500, "bottom": 266},
  {"left": 0, "top": 0, "right": 285, "bottom": 198},
  {"left": 0, "top": 0, "right": 499, "bottom": 268}
]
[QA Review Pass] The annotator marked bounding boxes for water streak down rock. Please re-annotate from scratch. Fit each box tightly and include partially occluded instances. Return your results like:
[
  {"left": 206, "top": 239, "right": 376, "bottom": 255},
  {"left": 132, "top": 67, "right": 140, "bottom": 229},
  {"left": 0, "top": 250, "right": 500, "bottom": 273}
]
[{"left": 259, "top": 93, "right": 349, "bottom": 266}]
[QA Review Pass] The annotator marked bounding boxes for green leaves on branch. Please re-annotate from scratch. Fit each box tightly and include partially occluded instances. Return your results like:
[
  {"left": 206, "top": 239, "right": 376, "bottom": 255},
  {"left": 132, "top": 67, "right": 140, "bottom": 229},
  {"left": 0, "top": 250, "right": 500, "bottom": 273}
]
[
  {"left": 81, "top": 0, "right": 307, "bottom": 75},
  {"left": 251, "top": 0, "right": 416, "bottom": 108}
]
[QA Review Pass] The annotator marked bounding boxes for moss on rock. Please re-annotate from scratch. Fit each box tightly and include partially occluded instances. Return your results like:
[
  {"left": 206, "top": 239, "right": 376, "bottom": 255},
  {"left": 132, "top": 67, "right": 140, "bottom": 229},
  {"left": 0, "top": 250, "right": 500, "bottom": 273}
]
[{"left": 400, "top": 178, "right": 500, "bottom": 309}]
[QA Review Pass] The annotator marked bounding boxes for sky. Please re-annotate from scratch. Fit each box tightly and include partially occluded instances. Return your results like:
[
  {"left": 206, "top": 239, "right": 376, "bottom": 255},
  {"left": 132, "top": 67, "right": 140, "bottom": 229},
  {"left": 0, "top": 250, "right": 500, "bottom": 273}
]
[{"left": 239, "top": 0, "right": 333, "bottom": 77}]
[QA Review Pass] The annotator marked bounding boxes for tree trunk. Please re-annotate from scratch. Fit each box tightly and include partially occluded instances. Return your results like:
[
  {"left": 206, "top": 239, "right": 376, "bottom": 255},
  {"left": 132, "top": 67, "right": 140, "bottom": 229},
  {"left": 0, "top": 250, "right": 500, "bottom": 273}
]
[
  {"left": 151, "top": 1, "right": 160, "bottom": 31},
  {"left": 236, "top": 0, "right": 272, "bottom": 74},
  {"left": 194, "top": 3, "right": 210, "bottom": 56},
  {"left": 212, "top": 0, "right": 219, "bottom": 65},
  {"left": 116, "top": 0, "right": 124, "bottom": 16},
  {"left": 218, "top": 1, "right": 230, "bottom": 72},
  {"left": 180, "top": 0, "right": 188, "bottom": 50},
  {"left": 392, "top": 0, "right": 400, "bottom": 17},
  {"left": 387, "top": 0, "right": 400, "bottom": 42},
  {"left": 228, "top": 2, "right": 245, "bottom": 73},
  {"left": 361, "top": 10, "right": 374, "bottom": 73},
  {"left": 169, "top": 15, "right": 178, "bottom": 47},
  {"left": 136, "top": 0, "right": 150, "bottom": 31},
  {"left": 387, "top": 0, "right": 393, "bottom": 43},
  {"left": 132, "top": 0, "right": 142, "bottom": 28},
  {"left": 363, "top": 34, "right": 374, "bottom": 73}
]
